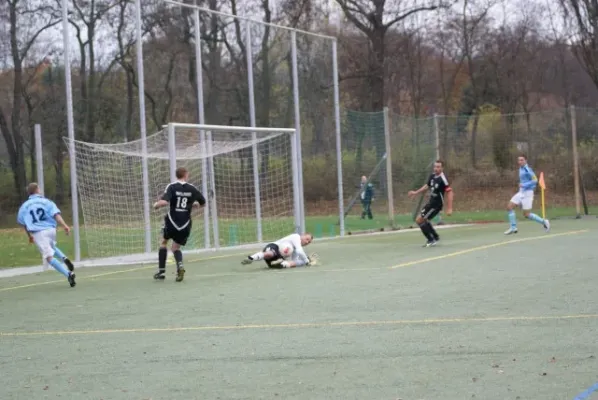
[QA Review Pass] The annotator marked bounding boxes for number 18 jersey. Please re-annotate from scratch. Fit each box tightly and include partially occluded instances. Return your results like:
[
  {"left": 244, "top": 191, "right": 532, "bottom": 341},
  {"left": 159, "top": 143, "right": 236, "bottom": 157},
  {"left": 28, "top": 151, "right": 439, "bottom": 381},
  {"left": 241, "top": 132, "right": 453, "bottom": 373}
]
[{"left": 162, "top": 181, "right": 206, "bottom": 231}]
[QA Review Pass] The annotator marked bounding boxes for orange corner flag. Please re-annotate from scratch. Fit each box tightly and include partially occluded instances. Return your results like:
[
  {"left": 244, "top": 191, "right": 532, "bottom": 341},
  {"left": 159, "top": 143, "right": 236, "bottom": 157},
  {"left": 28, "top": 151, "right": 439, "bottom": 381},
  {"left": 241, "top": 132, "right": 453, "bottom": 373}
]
[{"left": 539, "top": 172, "right": 546, "bottom": 190}]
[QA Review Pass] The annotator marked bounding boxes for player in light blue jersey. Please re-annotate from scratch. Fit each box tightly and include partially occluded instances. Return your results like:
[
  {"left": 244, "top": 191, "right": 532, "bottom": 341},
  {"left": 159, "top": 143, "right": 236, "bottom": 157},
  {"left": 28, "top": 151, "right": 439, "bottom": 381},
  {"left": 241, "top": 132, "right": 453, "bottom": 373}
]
[
  {"left": 17, "top": 183, "right": 76, "bottom": 287},
  {"left": 504, "top": 154, "right": 550, "bottom": 235}
]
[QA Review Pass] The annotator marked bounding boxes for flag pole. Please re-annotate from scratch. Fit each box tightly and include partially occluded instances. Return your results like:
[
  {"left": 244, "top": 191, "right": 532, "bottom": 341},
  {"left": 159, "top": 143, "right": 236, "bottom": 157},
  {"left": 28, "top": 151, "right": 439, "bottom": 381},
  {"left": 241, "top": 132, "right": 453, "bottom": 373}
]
[{"left": 539, "top": 172, "right": 546, "bottom": 219}]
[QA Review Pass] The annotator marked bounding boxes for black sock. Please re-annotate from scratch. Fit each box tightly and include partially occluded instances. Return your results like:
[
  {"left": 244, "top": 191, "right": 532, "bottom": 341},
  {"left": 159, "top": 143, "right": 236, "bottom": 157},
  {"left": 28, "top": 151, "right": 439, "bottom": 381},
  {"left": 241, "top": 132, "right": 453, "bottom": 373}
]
[
  {"left": 426, "top": 222, "right": 439, "bottom": 239},
  {"left": 173, "top": 250, "right": 183, "bottom": 269},
  {"left": 158, "top": 248, "right": 167, "bottom": 271},
  {"left": 419, "top": 222, "right": 433, "bottom": 240}
]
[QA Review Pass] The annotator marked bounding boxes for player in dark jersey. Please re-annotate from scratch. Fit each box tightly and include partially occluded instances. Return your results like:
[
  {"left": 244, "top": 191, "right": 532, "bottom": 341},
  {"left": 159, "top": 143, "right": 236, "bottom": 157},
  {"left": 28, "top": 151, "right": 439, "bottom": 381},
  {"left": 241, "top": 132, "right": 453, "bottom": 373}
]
[
  {"left": 408, "top": 160, "right": 454, "bottom": 247},
  {"left": 153, "top": 167, "right": 206, "bottom": 282}
]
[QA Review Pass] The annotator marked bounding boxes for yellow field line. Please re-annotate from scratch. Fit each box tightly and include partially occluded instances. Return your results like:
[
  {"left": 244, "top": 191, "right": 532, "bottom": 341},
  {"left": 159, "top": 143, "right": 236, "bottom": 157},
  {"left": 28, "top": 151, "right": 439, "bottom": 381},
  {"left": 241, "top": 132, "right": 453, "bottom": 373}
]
[
  {"left": 2, "top": 313, "right": 597, "bottom": 337},
  {"left": 389, "top": 229, "right": 588, "bottom": 269}
]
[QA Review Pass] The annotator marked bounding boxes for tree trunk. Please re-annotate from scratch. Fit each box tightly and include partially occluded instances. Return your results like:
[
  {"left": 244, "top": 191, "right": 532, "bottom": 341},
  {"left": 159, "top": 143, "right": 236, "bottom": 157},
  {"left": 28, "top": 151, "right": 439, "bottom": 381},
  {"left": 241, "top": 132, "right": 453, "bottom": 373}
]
[
  {"left": 8, "top": 3, "right": 27, "bottom": 201},
  {"left": 369, "top": 29, "right": 385, "bottom": 112}
]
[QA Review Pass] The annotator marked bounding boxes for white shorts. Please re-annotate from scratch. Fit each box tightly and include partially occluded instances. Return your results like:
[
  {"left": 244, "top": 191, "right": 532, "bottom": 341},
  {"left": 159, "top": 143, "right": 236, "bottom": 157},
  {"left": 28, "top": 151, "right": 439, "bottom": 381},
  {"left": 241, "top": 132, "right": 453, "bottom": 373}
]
[
  {"left": 510, "top": 190, "right": 534, "bottom": 210},
  {"left": 32, "top": 229, "right": 57, "bottom": 260}
]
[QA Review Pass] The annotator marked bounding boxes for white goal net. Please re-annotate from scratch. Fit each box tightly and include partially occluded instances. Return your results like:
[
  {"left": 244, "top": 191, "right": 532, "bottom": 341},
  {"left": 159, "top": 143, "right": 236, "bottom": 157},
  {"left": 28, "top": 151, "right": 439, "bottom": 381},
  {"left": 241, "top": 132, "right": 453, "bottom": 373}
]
[{"left": 66, "top": 123, "right": 301, "bottom": 260}]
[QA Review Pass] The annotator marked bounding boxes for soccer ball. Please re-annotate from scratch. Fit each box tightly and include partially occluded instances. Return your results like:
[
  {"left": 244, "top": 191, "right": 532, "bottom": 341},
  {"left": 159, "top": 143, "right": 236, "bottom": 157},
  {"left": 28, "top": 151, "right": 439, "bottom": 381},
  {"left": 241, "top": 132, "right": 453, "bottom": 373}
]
[{"left": 279, "top": 242, "right": 293, "bottom": 259}]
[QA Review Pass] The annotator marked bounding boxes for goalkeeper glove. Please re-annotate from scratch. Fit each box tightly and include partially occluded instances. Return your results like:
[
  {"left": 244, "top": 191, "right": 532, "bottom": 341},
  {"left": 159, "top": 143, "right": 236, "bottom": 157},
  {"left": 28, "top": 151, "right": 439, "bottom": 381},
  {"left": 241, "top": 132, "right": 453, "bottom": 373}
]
[
  {"left": 307, "top": 253, "right": 320, "bottom": 266},
  {"left": 281, "top": 261, "right": 291, "bottom": 268}
]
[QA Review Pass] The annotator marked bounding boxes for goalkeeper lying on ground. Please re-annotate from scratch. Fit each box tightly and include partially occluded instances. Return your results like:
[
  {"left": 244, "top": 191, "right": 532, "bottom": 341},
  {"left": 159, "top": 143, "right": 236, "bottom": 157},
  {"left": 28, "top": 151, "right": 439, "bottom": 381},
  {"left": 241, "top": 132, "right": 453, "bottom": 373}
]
[{"left": 241, "top": 232, "right": 316, "bottom": 268}]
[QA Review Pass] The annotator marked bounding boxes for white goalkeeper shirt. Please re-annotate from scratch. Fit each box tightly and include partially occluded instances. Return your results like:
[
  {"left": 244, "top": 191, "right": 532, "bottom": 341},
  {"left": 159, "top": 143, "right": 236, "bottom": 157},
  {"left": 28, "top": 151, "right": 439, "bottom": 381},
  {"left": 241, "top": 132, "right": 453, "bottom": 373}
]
[{"left": 275, "top": 233, "right": 309, "bottom": 265}]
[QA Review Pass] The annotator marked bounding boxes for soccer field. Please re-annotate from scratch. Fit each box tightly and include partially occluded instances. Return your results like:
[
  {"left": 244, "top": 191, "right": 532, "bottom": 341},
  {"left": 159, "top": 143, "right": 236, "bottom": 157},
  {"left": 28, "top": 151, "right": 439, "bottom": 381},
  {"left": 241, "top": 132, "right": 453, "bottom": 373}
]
[{"left": 1, "top": 220, "right": 597, "bottom": 400}]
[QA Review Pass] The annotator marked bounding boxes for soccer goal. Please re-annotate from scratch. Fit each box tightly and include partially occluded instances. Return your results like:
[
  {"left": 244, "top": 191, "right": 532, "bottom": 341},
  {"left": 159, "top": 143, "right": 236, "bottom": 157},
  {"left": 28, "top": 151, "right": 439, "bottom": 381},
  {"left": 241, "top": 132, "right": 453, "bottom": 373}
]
[{"left": 66, "top": 123, "right": 302, "bottom": 261}]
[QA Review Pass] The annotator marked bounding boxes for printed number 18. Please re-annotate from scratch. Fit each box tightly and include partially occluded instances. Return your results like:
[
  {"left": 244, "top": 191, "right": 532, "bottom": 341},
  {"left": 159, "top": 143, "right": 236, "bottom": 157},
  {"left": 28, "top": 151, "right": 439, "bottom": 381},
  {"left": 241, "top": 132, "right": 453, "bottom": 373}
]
[{"left": 176, "top": 197, "right": 188, "bottom": 208}]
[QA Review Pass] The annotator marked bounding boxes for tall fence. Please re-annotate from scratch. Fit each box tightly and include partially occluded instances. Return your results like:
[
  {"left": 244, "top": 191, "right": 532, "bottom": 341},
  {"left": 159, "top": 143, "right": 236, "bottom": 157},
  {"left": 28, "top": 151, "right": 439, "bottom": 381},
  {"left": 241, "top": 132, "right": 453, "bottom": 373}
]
[{"left": 337, "top": 106, "right": 598, "bottom": 227}]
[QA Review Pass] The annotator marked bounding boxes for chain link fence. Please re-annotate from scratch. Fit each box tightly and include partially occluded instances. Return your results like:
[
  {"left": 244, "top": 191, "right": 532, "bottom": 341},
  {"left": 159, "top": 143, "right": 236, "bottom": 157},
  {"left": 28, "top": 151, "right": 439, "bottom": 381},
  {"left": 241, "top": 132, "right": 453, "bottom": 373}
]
[{"left": 334, "top": 107, "right": 598, "bottom": 232}]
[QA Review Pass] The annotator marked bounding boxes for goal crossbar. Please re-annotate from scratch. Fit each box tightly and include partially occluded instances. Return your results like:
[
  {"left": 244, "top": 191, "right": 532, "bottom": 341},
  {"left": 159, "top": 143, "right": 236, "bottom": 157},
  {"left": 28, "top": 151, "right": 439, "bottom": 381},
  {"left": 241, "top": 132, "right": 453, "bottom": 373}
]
[{"left": 162, "top": 123, "right": 295, "bottom": 134}]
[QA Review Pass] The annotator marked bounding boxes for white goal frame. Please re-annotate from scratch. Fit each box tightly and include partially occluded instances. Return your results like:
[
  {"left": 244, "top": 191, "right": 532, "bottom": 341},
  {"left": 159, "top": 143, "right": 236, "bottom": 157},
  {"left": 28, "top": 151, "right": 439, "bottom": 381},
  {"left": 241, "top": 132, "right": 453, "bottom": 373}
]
[{"left": 65, "top": 122, "right": 304, "bottom": 267}]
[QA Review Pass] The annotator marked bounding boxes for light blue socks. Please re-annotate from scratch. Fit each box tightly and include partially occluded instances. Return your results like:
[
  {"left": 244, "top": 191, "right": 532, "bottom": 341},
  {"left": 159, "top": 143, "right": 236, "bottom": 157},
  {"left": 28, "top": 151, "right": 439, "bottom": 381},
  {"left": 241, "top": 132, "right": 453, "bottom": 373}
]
[
  {"left": 53, "top": 246, "right": 67, "bottom": 260},
  {"left": 508, "top": 210, "right": 517, "bottom": 228},
  {"left": 527, "top": 213, "right": 544, "bottom": 224},
  {"left": 49, "top": 258, "right": 69, "bottom": 277},
  {"left": 509, "top": 210, "right": 544, "bottom": 228}
]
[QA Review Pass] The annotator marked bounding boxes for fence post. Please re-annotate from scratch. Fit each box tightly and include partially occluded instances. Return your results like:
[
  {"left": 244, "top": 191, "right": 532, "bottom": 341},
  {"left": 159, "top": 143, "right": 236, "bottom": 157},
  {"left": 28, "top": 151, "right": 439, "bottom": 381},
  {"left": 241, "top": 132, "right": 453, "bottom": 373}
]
[
  {"left": 193, "top": 8, "right": 211, "bottom": 249},
  {"left": 291, "top": 31, "right": 306, "bottom": 233},
  {"left": 332, "top": 39, "right": 344, "bottom": 236},
  {"left": 34, "top": 124, "right": 44, "bottom": 194},
  {"left": 168, "top": 123, "right": 177, "bottom": 182},
  {"left": 246, "top": 21, "right": 262, "bottom": 243},
  {"left": 62, "top": 0, "right": 81, "bottom": 261},
  {"left": 35, "top": 124, "right": 48, "bottom": 270},
  {"left": 433, "top": 114, "right": 445, "bottom": 225},
  {"left": 134, "top": 0, "right": 151, "bottom": 254},
  {"left": 570, "top": 105, "right": 582, "bottom": 218},
  {"left": 383, "top": 107, "right": 394, "bottom": 228}
]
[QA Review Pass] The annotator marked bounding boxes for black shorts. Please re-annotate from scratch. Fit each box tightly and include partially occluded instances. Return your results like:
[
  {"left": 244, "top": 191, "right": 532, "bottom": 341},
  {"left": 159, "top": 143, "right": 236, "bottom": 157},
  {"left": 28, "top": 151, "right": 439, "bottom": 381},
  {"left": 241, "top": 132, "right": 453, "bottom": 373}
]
[
  {"left": 262, "top": 243, "right": 283, "bottom": 268},
  {"left": 162, "top": 217, "right": 192, "bottom": 246},
  {"left": 420, "top": 201, "right": 442, "bottom": 221}
]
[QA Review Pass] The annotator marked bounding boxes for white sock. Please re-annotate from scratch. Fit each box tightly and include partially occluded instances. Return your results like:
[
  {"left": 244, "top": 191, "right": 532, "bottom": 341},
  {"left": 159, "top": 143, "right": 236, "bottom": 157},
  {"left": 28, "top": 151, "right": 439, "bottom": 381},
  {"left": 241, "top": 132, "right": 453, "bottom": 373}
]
[{"left": 250, "top": 252, "right": 264, "bottom": 261}]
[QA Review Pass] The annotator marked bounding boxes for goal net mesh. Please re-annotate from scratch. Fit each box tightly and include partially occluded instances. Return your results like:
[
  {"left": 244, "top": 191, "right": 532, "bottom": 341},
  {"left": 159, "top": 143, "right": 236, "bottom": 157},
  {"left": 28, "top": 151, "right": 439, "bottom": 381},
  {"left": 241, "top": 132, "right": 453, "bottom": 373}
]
[{"left": 66, "top": 125, "right": 296, "bottom": 259}]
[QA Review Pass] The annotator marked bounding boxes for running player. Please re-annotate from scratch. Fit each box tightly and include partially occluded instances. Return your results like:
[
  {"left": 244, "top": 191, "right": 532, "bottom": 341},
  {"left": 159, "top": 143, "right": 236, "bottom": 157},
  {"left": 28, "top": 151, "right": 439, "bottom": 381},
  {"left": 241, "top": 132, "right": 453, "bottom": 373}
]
[
  {"left": 408, "top": 160, "right": 454, "bottom": 247},
  {"left": 504, "top": 154, "right": 550, "bottom": 235},
  {"left": 17, "top": 183, "right": 76, "bottom": 287}
]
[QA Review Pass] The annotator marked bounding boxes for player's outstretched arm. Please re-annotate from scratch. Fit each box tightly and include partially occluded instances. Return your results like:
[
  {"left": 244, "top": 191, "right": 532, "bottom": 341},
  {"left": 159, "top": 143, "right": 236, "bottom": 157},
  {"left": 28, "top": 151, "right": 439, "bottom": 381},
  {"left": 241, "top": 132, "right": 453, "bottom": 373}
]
[
  {"left": 408, "top": 184, "right": 428, "bottom": 198},
  {"left": 155, "top": 184, "right": 173, "bottom": 209},
  {"left": 21, "top": 226, "right": 33, "bottom": 243},
  {"left": 153, "top": 199, "right": 169, "bottom": 210},
  {"left": 291, "top": 234, "right": 310, "bottom": 264},
  {"left": 16, "top": 208, "right": 31, "bottom": 242},
  {"left": 54, "top": 213, "right": 71, "bottom": 234}
]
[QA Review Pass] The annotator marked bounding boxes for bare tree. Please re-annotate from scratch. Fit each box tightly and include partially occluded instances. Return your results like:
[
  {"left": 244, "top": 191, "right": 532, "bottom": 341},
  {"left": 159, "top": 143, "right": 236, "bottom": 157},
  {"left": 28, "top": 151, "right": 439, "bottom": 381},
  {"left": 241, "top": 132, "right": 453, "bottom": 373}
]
[
  {"left": 335, "top": 0, "right": 449, "bottom": 112},
  {"left": 58, "top": 0, "right": 120, "bottom": 142},
  {"left": 0, "top": 0, "right": 60, "bottom": 201},
  {"left": 558, "top": 0, "right": 598, "bottom": 91},
  {"left": 110, "top": 0, "right": 135, "bottom": 141},
  {"left": 456, "top": 0, "right": 494, "bottom": 167}
]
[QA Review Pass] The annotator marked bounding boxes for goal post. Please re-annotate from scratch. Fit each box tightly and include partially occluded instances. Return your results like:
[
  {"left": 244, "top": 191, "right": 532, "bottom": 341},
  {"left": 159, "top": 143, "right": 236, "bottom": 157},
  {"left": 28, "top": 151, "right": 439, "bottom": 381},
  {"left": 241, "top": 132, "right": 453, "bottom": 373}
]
[{"left": 65, "top": 123, "right": 302, "bottom": 262}]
